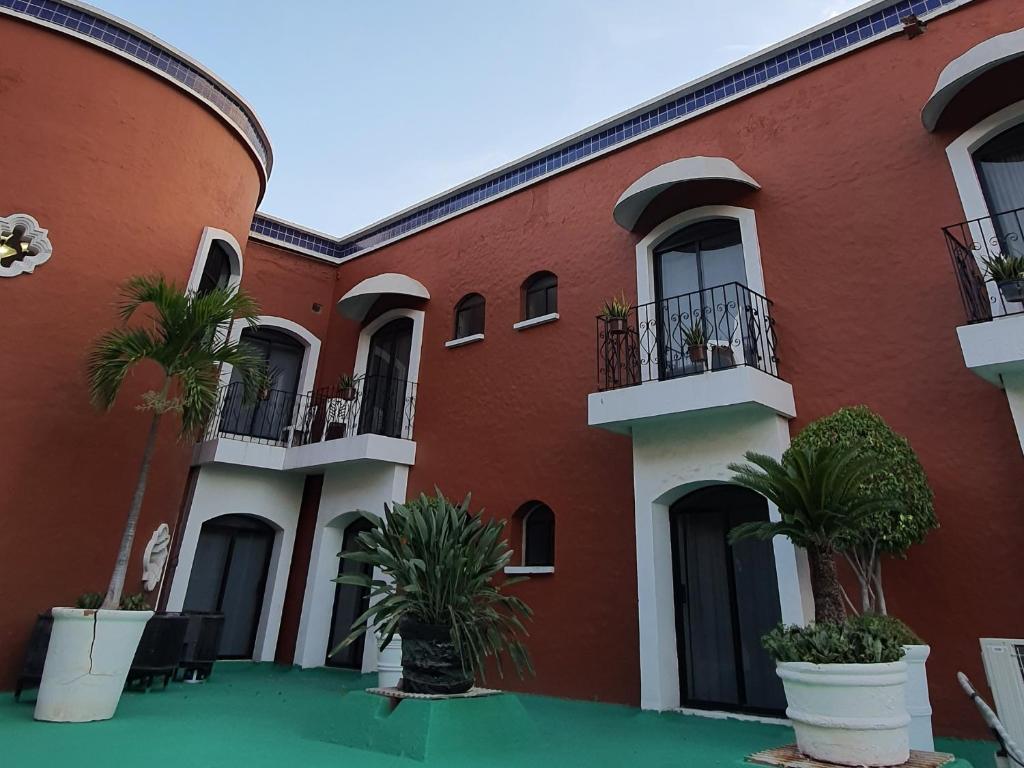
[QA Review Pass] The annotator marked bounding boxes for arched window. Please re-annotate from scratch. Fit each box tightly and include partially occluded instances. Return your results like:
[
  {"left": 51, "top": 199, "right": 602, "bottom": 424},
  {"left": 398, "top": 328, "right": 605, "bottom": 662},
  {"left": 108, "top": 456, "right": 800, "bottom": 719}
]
[
  {"left": 522, "top": 271, "right": 557, "bottom": 320},
  {"left": 198, "top": 241, "right": 234, "bottom": 295},
  {"left": 453, "top": 293, "right": 485, "bottom": 338},
  {"left": 188, "top": 229, "right": 242, "bottom": 296},
  {"left": 974, "top": 122, "right": 1024, "bottom": 237},
  {"left": 517, "top": 501, "right": 555, "bottom": 567}
]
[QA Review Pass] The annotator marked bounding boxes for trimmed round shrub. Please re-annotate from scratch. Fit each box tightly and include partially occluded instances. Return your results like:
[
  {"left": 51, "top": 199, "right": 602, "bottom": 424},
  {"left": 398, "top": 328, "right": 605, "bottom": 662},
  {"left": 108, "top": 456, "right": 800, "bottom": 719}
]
[{"left": 787, "top": 406, "right": 936, "bottom": 555}]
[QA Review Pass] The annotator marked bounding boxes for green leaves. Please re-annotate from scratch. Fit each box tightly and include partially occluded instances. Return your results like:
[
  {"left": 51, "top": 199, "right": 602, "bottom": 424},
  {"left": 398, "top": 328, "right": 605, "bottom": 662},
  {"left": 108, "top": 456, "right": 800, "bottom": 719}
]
[
  {"left": 728, "top": 445, "right": 897, "bottom": 551},
  {"left": 332, "top": 490, "right": 534, "bottom": 681},
  {"left": 788, "top": 406, "right": 935, "bottom": 555},
  {"left": 87, "top": 274, "right": 266, "bottom": 438},
  {"left": 761, "top": 618, "right": 907, "bottom": 664}
]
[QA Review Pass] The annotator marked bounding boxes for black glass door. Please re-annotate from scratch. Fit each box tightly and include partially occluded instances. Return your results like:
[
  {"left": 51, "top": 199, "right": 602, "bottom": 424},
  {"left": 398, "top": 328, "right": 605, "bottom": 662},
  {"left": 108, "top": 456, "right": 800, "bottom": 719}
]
[
  {"left": 220, "top": 328, "right": 304, "bottom": 441},
  {"left": 654, "top": 220, "right": 747, "bottom": 379},
  {"left": 975, "top": 122, "right": 1024, "bottom": 251},
  {"left": 183, "top": 515, "right": 274, "bottom": 659},
  {"left": 358, "top": 318, "right": 412, "bottom": 438},
  {"left": 670, "top": 485, "right": 785, "bottom": 715},
  {"left": 326, "top": 518, "right": 374, "bottom": 669}
]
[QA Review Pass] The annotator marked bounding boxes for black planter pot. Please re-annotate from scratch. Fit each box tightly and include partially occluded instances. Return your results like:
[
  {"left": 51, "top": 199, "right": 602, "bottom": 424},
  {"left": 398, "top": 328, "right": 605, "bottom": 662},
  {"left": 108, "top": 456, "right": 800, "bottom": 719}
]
[
  {"left": 14, "top": 612, "right": 53, "bottom": 701},
  {"left": 399, "top": 617, "right": 473, "bottom": 695},
  {"left": 997, "top": 278, "right": 1024, "bottom": 304},
  {"left": 127, "top": 612, "right": 189, "bottom": 690}
]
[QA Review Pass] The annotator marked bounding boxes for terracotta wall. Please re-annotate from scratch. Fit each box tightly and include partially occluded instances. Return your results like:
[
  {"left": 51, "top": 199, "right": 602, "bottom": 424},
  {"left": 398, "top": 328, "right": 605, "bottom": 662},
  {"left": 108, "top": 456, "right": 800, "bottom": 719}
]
[
  {"left": 309, "top": 0, "right": 1024, "bottom": 735},
  {"left": 0, "top": 18, "right": 262, "bottom": 687}
]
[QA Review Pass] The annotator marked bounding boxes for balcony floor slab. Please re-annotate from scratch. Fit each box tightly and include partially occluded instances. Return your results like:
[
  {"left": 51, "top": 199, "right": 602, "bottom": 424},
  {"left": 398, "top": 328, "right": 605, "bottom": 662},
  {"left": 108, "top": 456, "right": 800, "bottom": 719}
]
[{"left": 587, "top": 366, "right": 795, "bottom": 435}]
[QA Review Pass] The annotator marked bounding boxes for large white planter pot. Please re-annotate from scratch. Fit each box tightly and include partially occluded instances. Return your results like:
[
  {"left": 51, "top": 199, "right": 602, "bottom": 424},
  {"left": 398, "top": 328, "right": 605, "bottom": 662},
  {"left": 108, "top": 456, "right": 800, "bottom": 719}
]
[
  {"left": 777, "top": 660, "right": 910, "bottom": 767},
  {"left": 377, "top": 634, "right": 402, "bottom": 689},
  {"left": 903, "top": 644, "right": 934, "bottom": 751},
  {"left": 34, "top": 607, "right": 153, "bottom": 723}
]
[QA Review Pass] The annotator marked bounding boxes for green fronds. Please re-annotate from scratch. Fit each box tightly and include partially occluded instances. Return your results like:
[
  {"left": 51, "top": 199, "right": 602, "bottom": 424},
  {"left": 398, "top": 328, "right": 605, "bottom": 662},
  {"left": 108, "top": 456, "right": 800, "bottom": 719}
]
[
  {"left": 788, "top": 406, "right": 936, "bottom": 554},
  {"left": 87, "top": 274, "right": 265, "bottom": 436},
  {"left": 333, "top": 490, "right": 534, "bottom": 681},
  {"left": 728, "top": 445, "right": 899, "bottom": 551}
]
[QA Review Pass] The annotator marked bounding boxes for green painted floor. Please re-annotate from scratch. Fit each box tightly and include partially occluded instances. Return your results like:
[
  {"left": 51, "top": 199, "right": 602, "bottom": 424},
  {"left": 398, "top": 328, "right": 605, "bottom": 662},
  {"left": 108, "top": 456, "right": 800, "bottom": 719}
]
[{"left": 0, "top": 663, "right": 995, "bottom": 768}]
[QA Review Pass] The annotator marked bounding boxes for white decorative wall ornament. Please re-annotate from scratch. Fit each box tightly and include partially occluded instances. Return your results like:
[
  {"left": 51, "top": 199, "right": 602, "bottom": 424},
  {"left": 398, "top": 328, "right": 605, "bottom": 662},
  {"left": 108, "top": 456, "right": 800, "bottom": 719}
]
[
  {"left": 0, "top": 213, "right": 52, "bottom": 277},
  {"left": 142, "top": 523, "right": 172, "bottom": 592}
]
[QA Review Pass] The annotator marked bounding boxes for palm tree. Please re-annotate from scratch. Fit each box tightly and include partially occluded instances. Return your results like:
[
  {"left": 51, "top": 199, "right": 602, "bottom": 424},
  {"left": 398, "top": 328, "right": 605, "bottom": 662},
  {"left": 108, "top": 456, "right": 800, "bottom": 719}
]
[
  {"left": 727, "top": 446, "right": 896, "bottom": 625},
  {"left": 87, "top": 274, "right": 267, "bottom": 610}
]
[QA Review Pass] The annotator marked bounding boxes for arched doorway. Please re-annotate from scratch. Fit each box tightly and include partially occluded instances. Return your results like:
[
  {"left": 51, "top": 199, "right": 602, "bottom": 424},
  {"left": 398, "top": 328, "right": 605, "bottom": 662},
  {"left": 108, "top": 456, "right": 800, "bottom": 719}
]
[
  {"left": 182, "top": 514, "right": 275, "bottom": 659},
  {"left": 221, "top": 327, "right": 305, "bottom": 441},
  {"left": 670, "top": 485, "right": 785, "bottom": 714},
  {"left": 359, "top": 317, "right": 412, "bottom": 438},
  {"left": 326, "top": 517, "right": 374, "bottom": 669}
]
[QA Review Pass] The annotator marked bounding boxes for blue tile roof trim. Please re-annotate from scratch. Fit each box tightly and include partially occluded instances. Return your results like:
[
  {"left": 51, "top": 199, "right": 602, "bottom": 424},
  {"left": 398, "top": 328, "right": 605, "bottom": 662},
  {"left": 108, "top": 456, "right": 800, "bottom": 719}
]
[
  {"left": 253, "top": 0, "right": 965, "bottom": 261},
  {"left": 0, "top": 0, "right": 272, "bottom": 177}
]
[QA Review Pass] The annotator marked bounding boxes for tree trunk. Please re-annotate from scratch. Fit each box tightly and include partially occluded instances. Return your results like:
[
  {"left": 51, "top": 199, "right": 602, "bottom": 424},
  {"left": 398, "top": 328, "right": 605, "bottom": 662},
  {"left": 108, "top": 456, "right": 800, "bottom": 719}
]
[
  {"left": 873, "top": 556, "right": 887, "bottom": 616},
  {"left": 808, "top": 544, "right": 845, "bottom": 624},
  {"left": 102, "top": 379, "right": 169, "bottom": 609}
]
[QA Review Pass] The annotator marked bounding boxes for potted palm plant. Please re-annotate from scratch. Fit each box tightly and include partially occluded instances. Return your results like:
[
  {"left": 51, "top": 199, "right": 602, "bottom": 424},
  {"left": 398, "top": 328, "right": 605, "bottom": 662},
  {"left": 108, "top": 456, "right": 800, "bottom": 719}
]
[
  {"left": 681, "top": 320, "right": 709, "bottom": 366},
  {"left": 729, "top": 445, "right": 909, "bottom": 766},
  {"left": 600, "top": 294, "right": 632, "bottom": 335},
  {"left": 333, "top": 491, "right": 533, "bottom": 694},
  {"left": 789, "top": 406, "right": 937, "bottom": 750},
  {"left": 34, "top": 275, "right": 266, "bottom": 723},
  {"left": 337, "top": 373, "right": 359, "bottom": 402},
  {"left": 981, "top": 252, "right": 1024, "bottom": 303}
]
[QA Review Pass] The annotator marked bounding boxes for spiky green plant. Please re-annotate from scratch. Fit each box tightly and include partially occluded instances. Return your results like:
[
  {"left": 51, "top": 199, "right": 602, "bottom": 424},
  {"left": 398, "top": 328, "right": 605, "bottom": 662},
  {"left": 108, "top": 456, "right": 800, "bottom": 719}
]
[
  {"left": 681, "top": 319, "right": 709, "bottom": 346},
  {"left": 601, "top": 293, "right": 632, "bottom": 319},
  {"left": 87, "top": 274, "right": 267, "bottom": 610},
  {"left": 728, "top": 446, "right": 899, "bottom": 625},
  {"left": 980, "top": 252, "right": 1024, "bottom": 283},
  {"left": 334, "top": 490, "right": 534, "bottom": 680}
]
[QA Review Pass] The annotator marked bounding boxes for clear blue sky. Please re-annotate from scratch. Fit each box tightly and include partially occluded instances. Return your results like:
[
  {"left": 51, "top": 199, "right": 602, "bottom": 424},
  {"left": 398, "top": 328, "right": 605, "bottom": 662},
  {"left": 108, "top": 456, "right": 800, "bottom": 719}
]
[{"left": 90, "top": 0, "right": 860, "bottom": 236}]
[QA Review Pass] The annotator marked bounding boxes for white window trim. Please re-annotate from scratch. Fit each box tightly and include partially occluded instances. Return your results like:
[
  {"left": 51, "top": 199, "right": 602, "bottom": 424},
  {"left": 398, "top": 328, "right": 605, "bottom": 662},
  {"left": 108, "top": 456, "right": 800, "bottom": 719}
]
[
  {"left": 634, "top": 205, "right": 767, "bottom": 306},
  {"left": 445, "top": 333, "right": 484, "bottom": 348},
  {"left": 946, "top": 101, "right": 1024, "bottom": 320},
  {"left": 186, "top": 226, "right": 244, "bottom": 295},
  {"left": 947, "top": 97, "right": 1024, "bottom": 222},
  {"left": 354, "top": 308, "right": 425, "bottom": 385},
  {"left": 513, "top": 312, "right": 559, "bottom": 330},
  {"left": 221, "top": 315, "right": 321, "bottom": 395},
  {"left": 504, "top": 566, "right": 554, "bottom": 575}
]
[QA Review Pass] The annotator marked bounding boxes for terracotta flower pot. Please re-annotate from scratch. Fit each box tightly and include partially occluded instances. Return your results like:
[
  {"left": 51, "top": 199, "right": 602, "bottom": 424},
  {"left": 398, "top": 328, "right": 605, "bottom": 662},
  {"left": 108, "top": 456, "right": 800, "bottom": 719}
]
[
  {"left": 605, "top": 316, "right": 628, "bottom": 335},
  {"left": 339, "top": 386, "right": 357, "bottom": 402},
  {"left": 687, "top": 343, "right": 707, "bottom": 364}
]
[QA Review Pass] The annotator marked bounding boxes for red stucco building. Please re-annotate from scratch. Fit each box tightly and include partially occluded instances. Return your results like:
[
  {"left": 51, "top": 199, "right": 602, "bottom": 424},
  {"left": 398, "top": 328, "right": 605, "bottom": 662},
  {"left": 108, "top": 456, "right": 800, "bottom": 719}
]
[{"left": 2, "top": 0, "right": 1023, "bottom": 740}]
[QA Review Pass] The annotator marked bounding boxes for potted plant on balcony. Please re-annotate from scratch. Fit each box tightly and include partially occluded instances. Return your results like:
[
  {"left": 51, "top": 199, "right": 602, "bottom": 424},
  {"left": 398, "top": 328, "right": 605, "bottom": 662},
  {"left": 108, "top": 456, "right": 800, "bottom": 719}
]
[
  {"left": 333, "top": 490, "right": 533, "bottom": 694},
  {"left": 681, "top": 319, "right": 709, "bottom": 366},
  {"left": 337, "top": 373, "right": 359, "bottom": 402},
  {"left": 789, "top": 405, "right": 937, "bottom": 749},
  {"left": 33, "top": 275, "right": 266, "bottom": 723},
  {"left": 981, "top": 252, "right": 1024, "bottom": 303},
  {"left": 729, "top": 445, "right": 910, "bottom": 766},
  {"left": 600, "top": 294, "right": 632, "bottom": 335}
]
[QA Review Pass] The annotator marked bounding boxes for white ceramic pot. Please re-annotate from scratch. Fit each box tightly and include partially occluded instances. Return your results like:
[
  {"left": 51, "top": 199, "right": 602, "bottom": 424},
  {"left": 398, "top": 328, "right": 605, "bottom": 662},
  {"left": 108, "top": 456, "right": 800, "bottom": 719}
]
[
  {"left": 377, "top": 633, "right": 402, "bottom": 689},
  {"left": 34, "top": 607, "right": 153, "bottom": 723},
  {"left": 903, "top": 644, "right": 934, "bottom": 751},
  {"left": 777, "top": 660, "right": 910, "bottom": 767}
]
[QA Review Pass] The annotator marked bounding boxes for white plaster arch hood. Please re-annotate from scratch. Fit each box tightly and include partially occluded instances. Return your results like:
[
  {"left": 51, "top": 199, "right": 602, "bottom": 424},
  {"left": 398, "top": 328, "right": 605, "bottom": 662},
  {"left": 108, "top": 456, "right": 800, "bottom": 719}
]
[{"left": 613, "top": 156, "right": 760, "bottom": 230}]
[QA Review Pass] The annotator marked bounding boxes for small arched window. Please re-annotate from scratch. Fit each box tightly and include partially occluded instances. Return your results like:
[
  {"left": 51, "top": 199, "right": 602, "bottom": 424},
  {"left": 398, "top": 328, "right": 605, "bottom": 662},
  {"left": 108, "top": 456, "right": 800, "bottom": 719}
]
[
  {"left": 453, "top": 293, "right": 485, "bottom": 338},
  {"left": 522, "top": 271, "right": 557, "bottom": 320},
  {"left": 517, "top": 501, "right": 555, "bottom": 567},
  {"left": 198, "top": 241, "right": 234, "bottom": 295}
]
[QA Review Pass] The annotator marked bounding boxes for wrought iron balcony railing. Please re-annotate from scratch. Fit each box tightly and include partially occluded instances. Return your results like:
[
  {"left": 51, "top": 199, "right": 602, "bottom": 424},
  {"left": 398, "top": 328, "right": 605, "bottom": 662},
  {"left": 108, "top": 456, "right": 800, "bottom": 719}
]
[
  {"left": 944, "top": 207, "right": 1024, "bottom": 324},
  {"left": 596, "top": 282, "right": 779, "bottom": 392},
  {"left": 201, "top": 374, "right": 417, "bottom": 447}
]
